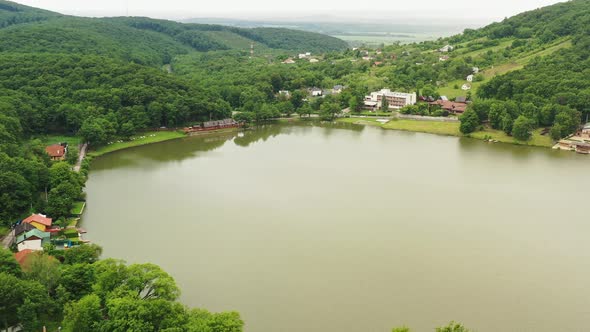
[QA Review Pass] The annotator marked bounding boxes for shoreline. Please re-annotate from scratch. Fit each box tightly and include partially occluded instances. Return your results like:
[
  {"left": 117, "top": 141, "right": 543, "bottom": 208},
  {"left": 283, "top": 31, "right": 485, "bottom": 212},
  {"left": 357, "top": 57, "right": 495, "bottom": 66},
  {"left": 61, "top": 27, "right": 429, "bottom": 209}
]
[{"left": 337, "top": 117, "right": 554, "bottom": 149}]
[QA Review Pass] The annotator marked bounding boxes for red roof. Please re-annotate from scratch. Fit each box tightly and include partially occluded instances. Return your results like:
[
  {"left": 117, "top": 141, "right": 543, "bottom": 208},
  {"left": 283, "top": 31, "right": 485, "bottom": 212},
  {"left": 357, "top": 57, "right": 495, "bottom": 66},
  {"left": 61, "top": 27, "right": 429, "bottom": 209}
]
[
  {"left": 14, "top": 249, "right": 34, "bottom": 266},
  {"left": 45, "top": 144, "right": 65, "bottom": 158},
  {"left": 429, "top": 100, "right": 467, "bottom": 113},
  {"left": 23, "top": 214, "right": 52, "bottom": 227}
]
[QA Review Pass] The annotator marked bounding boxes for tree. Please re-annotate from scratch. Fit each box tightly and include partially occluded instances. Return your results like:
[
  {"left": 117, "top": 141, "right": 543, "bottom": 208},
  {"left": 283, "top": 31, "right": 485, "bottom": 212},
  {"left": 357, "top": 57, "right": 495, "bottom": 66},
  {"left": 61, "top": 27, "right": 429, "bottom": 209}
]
[
  {"left": 512, "top": 115, "right": 535, "bottom": 141},
  {"left": 381, "top": 96, "right": 389, "bottom": 111},
  {"left": 47, "top": 181, "right": 80, "bottom": 219},
  {"left": 22, "top": 252, "right": 61, "bottom": 295},
  {"left": 120, "top": 122, "right": 136, "bottom": 140},
  {"left": 63, "top": 244, "right": 103, "bottom": 265},
  {"left": 436, "top": 321, "right": 471, "bottom": 332},
  {"left": 0, "top": 247, "right": 21, "bottom": 277},
  {"left": 348, "top": 96, "right": 360, "bottom": 113},
  {"left": 550, "top": 124, "right": 563, "bottom": 140},
  {"left": 501, "top": 113, "right": 514, "bottom": 135},
  {"left": 125, "top": 263, "right": 180, "bottom": 301},
  {"left": 320, "top": 102, "right": 341, "bottom": 120},
  {"left": 459, "top": 109, "right": 480, "bottom": 134},
  {"left": 296, "top": 104, "right": 313, "bottom": 118},
  {"left": 233, "top": 112, "right": 254, "bottom": 124},
  {"left": 59, "top": 264, "right": 96, "bottom": 301},
  {"left": 392, "top": 327, "right": 411, "bottom": 332},
  {"left": 66, "top": 146, "right": 79, "bottom": 165},
  {"left": 62, "top": 294, "right": 103, "bottom": 332},
  {"left": 0, "top": 172, "right": 32, "bottom": 226}
]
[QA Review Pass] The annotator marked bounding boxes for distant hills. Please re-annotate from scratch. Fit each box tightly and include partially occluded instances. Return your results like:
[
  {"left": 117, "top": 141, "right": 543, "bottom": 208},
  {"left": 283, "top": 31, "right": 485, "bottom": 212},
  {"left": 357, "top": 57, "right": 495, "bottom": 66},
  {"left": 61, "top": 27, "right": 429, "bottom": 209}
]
[{"left": 0, "top": 0, "right": 348, "bottom": 66}]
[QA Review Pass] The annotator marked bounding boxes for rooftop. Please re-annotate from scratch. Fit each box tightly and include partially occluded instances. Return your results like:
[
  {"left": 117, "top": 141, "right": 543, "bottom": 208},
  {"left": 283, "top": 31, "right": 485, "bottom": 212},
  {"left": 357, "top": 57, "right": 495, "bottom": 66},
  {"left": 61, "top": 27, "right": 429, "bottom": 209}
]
[
  {"left": 23, "top": 214, "right": 52, "bottom": 227},
  {"left": 16, "top": 228, "right": 51, "bottom": 244},
  {"left": 45, "top": 144, "right": 65, "bottom": 158},
  {"left": 14, "top": 249, "right": 34, "bottom": 266}
]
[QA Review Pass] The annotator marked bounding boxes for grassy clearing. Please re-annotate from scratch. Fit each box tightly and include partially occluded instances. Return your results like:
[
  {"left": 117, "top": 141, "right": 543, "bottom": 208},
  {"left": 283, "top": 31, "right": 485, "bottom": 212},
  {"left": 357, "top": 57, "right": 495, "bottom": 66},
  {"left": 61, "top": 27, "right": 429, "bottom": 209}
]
[
  {"left": 70, "top": 201, "right": 85, "bottom": 215},
  {"left": 382, "top": 119, "right": 461, "bottom": 136},
  {"left": 39, "top": 135, "right": 82, "bottom": 146},
  {"left": 338, "top": 117, "right": 383, "bottom": 126},
  {"left": 88, "top": 131, "right": 186, "bottom": 157},
  {"left": 455, "top": 38, "right": 515, "bottom": 59},
  {"left": 339, "top": 118, "right": 553, "bottom": 148},
  {"left": 67, "top": 218, "right": 79, "bottom": 227},
  {"left": 470, "top": 128, "right": 553, "bottom": 147}
]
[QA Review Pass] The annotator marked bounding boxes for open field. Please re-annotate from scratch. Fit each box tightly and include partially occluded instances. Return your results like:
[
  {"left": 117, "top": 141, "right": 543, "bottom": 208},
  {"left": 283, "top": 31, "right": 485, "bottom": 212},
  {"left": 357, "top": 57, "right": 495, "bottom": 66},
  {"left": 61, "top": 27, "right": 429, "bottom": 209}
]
[
  {"left": 88, "top": 131, "right": 186, "bottom": 157},
  {"left": 437, "top": 38, "right": 572, "bottom": 99},
  {"left": 383, "top": 119, "right": 461, "bottom": 136},
  {"left": 39, "top": 135, "right": 82, "bottom": 147}
]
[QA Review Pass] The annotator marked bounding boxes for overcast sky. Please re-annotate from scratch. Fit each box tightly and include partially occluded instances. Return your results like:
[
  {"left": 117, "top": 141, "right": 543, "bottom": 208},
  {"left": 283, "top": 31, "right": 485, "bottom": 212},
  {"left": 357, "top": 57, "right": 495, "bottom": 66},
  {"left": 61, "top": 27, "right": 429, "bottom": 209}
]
[{"left": 13, "top": 0, "right": 564, "bottom": 22}]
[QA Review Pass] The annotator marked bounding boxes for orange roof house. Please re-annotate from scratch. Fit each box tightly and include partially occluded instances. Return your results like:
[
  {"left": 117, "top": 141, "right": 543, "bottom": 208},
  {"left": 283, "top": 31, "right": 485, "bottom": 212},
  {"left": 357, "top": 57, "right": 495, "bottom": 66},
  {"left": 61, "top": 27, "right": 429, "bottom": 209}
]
[
  {"left": 45, "top": 144, "right": 67, "bottom": 161},
  {"left": 22, "top": 214, "right": 52, "bottom": 232}
]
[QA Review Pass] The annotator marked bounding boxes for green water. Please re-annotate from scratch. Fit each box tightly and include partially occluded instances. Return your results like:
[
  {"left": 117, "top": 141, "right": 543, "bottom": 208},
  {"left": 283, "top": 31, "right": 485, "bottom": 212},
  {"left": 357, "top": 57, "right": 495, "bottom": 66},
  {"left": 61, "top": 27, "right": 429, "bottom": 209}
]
[{"left": 83, "top": 122, "right": 590, "bottom": 332}]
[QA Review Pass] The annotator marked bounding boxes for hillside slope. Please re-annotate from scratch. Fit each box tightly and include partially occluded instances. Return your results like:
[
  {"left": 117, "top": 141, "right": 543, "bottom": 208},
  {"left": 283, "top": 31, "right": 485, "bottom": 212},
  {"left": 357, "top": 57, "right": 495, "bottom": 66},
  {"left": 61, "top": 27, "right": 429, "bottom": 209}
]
[{"left": 0, "top": 1, "right": 348, "bottom": 66}]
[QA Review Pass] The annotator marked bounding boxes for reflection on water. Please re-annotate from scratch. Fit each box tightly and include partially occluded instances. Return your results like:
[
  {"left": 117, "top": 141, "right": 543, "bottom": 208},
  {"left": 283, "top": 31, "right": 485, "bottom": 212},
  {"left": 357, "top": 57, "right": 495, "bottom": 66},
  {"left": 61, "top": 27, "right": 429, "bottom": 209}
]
[{"left": 84, "top": 123, "right": 590, "bottom": 332}]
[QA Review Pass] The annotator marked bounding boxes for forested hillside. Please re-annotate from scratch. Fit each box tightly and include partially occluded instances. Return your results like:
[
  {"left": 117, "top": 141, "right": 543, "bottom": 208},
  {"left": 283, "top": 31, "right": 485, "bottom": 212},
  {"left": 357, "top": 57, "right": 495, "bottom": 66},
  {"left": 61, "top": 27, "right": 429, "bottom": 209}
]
[{"left": 0, "top": 1, "right": 347, "bottom": 65}]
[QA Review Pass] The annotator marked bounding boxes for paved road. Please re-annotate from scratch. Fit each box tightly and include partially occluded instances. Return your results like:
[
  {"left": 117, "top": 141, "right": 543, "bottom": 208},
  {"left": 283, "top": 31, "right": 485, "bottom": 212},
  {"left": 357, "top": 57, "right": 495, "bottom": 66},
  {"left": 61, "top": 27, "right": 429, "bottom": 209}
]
[{"left": 73, "top": 143, "right": 88, "bottom": 172}]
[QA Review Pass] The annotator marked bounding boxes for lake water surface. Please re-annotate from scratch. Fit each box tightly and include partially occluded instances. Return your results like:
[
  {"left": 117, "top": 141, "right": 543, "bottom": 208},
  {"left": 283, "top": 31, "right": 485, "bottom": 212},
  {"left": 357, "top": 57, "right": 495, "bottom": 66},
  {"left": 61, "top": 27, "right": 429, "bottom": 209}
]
[{"left": 83, "top": 123, "right": 590, "bottom": 332}]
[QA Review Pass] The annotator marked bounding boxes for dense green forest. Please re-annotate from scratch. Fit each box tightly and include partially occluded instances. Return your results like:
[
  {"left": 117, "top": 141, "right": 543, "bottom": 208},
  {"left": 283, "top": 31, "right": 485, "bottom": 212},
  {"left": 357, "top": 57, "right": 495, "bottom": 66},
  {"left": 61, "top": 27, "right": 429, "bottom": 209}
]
[{"left": 0, "top": 245, "right": 243, "bottom": 332}]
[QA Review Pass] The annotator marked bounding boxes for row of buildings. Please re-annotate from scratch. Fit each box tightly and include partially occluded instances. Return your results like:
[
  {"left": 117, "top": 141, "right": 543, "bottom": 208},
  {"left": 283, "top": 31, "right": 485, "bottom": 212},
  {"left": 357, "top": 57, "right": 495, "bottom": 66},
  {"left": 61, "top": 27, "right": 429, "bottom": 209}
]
[{"left": 12, "top": 213, "right": 86, "bottom": 254}]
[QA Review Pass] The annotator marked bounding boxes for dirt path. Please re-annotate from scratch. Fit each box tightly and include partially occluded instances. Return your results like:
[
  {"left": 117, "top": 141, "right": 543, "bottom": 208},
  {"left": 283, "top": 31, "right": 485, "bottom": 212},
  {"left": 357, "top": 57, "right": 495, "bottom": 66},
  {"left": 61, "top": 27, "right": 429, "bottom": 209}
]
[{"left": 74, "top": 143, "right": 88, "bottom": 172}]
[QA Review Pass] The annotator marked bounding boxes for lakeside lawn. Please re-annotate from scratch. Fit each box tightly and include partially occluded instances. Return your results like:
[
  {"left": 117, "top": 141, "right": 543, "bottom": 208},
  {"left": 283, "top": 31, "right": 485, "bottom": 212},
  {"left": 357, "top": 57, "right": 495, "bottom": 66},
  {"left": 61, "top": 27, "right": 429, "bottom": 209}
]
[
  {"left": 338, "top": 118, "right": 554, "bottom": 148},
  {"left": 383, "top": 119, "right": 462, "bottom": 136},
  {"left": 88, "top": 131, "right": 186, "bottom": 157},
  {"left": 470, "top": 128, "right": 553, "bottom": 148},
  {"left": 39, "top": 135, "right": 82, "bottom": 147},
  {"left": 70, "top": 201, "right": 86, "bottom": 215}
]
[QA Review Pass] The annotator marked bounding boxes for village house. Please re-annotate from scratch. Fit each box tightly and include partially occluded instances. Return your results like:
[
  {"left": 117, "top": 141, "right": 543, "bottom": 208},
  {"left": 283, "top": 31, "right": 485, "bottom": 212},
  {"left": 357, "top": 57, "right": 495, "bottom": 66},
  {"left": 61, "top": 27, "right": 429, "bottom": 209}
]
[
  {"left": 45, "top": 143, "right": 67, "bottom": 161},
  {"left": 362, "top": 56, "right": 374, "bottom": 61},
  {"left": 298, "top": 52, "right": 311, "bottom": 59},
  {"left": 439, "top": 55, "right": 449, "bottom": 62},
  {"left": 581, "top": 123, "right": 590, "bottom": 138},
  {"left": 22, "top": 213, "right": 52, "bottom": 232},
  {"left": 466, "top": 74, "right": 474, "bottom": 82},
  {"left": 332, "top": 85, "right": 345, "bottom": 94},
  {"left": 278, "top": 90, "right": 290, "bottom": 98},
  {"left": 472, "top": 67, "right": 480, "bottom": 74},
  {"left": 16, "top": 228, "right": 51, "bottom": 252},
  {"left": 455, "top": 96, "right": 468, "bottom": 103},
  {"left": 310, "top": 87, "right": 323, "bottom": 97},
  {"left": 364, "top": 89, "right": 417, "bottom": 110},
  {"left": 439, "top": 45, "right": 454, "bottom": 52},
  {"left": 429, "top": 100, "right": 468, "bottom": 115},
  {"left": 281, "top": 58, "right": 296, "bottom": 64},
  {"left": 309, "top": 58, "right": 319, "bottom": 63},
  {"left": 462, "top": 84, "right": 472, "bottom": 90}
]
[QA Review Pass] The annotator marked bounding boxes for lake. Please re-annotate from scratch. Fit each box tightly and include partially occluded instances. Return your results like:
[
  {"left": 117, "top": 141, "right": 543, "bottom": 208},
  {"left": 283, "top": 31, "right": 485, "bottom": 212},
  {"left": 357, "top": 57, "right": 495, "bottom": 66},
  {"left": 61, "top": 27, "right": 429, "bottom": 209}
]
[{"left": 83, "top": 122, "right": 590, "bottom": 332}]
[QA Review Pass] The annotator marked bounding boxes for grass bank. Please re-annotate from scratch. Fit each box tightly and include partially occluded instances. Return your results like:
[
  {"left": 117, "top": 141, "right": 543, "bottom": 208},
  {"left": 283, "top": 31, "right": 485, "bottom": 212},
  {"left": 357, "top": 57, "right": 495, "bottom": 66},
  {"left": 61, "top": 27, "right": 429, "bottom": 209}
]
[
  {"left": 337, "top": 117, "right": 553, "bottom": 148},
  {"left": 39, "top": 135, "right": 82, "bottom": 146},
  {"left": 87, "top": 130, "right": 186, "bottom": 157}
]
